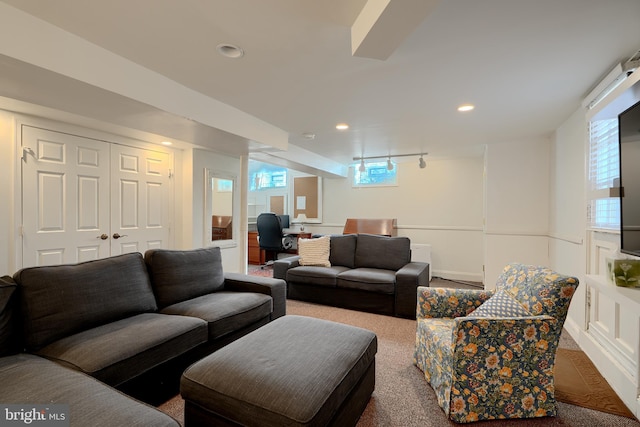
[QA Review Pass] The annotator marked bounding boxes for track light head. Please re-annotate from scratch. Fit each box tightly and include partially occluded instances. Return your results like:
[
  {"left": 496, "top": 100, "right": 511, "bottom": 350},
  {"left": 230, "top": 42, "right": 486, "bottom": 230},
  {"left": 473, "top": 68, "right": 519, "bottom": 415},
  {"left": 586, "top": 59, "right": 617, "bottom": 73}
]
[{"left": 354, "top": 152, "right": 427, "bottom": 170}]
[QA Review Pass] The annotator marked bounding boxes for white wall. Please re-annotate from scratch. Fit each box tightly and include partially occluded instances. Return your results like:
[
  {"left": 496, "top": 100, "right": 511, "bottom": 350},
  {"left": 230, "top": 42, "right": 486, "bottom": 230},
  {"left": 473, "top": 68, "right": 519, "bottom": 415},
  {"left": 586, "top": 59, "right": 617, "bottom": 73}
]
[
  {"left": 0, "top": 108, "right": 248, "bottom": 276},
  {"left": 191, "top": 148, "right": 243, "bottom": 273},
  {"left": 549, "top": 108, "right": 588, "bottom": 333},
  {"left": 318, "top": 156, "right": 484, "bottom": 281},
  {"left": 484, "top": 139, "right": 551, "bottom": 287},
  {"left": 0, "top": 110, "right": 16, "bottom": 275}
]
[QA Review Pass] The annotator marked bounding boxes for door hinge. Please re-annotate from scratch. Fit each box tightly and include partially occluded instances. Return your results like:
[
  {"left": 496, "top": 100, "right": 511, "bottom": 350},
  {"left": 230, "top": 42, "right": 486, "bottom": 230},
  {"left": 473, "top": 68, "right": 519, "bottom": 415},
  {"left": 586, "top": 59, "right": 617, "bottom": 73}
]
[
  {"left": 586, "top": 288, "right": 592, "bottom": 308},
  {"left": 168, "top": 169, "right": 173, "bottom": 178},
  {"left": 22, "top": 147, "right": 35, "bottom": 162}
]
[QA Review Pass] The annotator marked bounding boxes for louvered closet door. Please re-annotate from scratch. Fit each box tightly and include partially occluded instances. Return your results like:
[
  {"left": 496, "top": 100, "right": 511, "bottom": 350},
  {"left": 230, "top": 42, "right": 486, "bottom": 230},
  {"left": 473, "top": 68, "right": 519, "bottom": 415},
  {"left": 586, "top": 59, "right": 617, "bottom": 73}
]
[
  {"left": 110, "top": 144, "right": 170, "bottom": 255},
  {"left": 22, "top": 126, "right": 111, "bottom": 267}
]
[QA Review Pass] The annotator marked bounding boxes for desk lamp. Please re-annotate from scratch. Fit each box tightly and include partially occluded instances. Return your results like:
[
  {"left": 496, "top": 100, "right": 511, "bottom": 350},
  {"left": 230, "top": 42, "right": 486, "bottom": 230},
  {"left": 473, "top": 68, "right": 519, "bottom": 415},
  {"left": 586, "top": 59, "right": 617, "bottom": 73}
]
[{"left": 295, "top": 213, "right": 307, "bottom": 231}]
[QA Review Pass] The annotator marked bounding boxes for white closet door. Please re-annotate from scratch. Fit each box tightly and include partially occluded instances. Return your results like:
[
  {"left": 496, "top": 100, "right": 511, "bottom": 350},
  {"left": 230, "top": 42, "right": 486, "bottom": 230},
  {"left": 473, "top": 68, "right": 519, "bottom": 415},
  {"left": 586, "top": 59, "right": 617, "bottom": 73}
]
[
  {"left": 22, "top": 126, "right": 111, "bottom": 267},
  {"left": 110, "top": 144, "right": 171, "bottom": 255}
]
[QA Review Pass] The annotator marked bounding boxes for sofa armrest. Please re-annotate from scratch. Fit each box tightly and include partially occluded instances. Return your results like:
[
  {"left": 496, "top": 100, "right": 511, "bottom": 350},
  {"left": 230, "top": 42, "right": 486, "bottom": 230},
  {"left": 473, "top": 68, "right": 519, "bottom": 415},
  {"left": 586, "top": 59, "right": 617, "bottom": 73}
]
[
  {"left": 447, "top": 315, "right": 560, "bottom": 422},
  {"left": 223, "top": 273, "right": 286, "bottom": 319},
  {"left": 273, "top": 256, "right": 300, "bottom": 280},
  {"left": 394, "top": 262, "right": 430, "bottom": 318},
  {"left": 417, "top": 287, "right": 494, "bottom": 319}
]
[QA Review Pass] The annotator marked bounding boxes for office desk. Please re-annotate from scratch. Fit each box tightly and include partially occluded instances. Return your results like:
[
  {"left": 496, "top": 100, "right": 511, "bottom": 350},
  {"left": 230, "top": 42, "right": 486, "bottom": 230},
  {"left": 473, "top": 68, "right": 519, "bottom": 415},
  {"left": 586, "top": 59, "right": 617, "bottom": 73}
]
[
  {"left": 248, "top": 231, "right": 312, "bottom": 264},
  {"left": 247, "top": 231, "right": 264, "bottom": 265},
  {"left": 283, "top": 231, "right": 312, "bottom": 252}
]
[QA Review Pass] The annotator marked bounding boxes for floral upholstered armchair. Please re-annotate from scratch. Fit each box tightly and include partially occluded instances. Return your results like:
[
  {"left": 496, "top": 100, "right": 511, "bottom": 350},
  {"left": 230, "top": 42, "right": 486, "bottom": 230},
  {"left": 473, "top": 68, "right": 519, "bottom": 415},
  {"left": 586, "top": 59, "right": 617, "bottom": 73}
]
[{"left": 414, "top": 263, "right": 579, "bottom": 423}]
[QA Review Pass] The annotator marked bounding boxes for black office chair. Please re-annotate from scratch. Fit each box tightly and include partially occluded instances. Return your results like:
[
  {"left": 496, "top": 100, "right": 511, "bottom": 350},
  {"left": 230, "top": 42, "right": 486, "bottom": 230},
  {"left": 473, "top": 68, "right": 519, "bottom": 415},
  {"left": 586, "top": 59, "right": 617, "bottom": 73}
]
[{"left": 257, "top": 213, "right": 292, "bottom": 267}]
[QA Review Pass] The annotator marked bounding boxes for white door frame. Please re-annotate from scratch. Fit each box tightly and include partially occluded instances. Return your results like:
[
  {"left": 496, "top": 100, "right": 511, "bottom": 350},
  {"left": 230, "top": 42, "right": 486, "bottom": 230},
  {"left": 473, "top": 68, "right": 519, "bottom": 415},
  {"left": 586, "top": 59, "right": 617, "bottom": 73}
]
[{"left": 15, "top": 115, "right": 175, "bottom": 269}]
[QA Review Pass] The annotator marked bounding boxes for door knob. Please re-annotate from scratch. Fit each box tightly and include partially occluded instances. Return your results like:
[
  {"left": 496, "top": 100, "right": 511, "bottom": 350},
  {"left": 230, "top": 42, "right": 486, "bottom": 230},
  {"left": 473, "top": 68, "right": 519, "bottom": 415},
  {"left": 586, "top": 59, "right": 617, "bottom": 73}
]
[
  {"left": 112, "top": 233, "right": 128, "bottom": 239},
  {"left": 97, "top": 234, "right": 109, "bottom": 240}
]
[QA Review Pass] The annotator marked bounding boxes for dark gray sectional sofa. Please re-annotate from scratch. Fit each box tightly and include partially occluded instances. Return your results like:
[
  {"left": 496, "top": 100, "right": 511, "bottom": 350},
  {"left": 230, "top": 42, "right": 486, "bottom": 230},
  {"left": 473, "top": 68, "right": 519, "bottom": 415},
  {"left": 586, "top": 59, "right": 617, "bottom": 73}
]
[
  {"left": 0, "top": 247, "right": 286, "bottom": 426},
  {"left": 274, "top": 233, "right": 429, "bottom": 318}
]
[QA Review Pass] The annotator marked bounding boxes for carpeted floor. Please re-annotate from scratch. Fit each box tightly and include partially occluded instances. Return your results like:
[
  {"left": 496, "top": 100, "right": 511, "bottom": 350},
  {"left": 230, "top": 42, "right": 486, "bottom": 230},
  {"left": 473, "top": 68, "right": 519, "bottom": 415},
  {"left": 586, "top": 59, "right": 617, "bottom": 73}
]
[
  {"left": 157, "top": 271, "right": 640, "bottom": 426},
  {"left": 158, "top": 298, "right": 640, "bottom": 426}
]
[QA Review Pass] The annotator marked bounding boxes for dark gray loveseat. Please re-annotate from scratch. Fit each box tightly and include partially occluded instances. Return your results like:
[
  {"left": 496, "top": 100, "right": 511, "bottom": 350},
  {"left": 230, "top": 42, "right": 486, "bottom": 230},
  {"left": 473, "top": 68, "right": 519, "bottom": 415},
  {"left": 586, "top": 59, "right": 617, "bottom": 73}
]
[
  {"left": 0, "top": 247, "right": 286, "bottom": 426},
  {"left": 274, "top": 233, "right": 429, "bottom": 318}
]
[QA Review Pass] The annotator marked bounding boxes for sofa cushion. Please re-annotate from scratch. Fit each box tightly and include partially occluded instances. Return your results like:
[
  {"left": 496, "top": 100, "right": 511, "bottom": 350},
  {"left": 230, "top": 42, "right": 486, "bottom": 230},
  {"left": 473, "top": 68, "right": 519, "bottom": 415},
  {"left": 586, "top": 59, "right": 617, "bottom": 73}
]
[
  {"left": 337, "top": 268, "right": 396, "bottom": 294},
  {"left": 14, "top": 253, "right": 157, "bottom": 351},
  {"left": 161, "top": 291, "right": 272, "bottom": 341},
  {"left": 287, "top": 266, "right": 350, "bottom": 287},
  {"left": 145, "top": 247, "right": 225, "bottom": 308},
  {"left": 161, "top": 291, "right": 273, "bottom": 341},
  {"left": 0, "top": 354, "right": 180, "bottom": 427},
  {"left": 466, "top": 290, "right": 532, "bottom": 318},
  {"left": 298, "top": 235, "right": 331, "bottom": 267},
  {"left": 0, "top": 276, "right": 21, "bottom": 356},
  {"left": 35, "top": 313, "right": 208, "bottom": 386},
  {"left": 354, "top": 234, "right": 411, "bottom": 270},
  {"left": 329, "top": 234, "right": 357, "bottom": 268}
]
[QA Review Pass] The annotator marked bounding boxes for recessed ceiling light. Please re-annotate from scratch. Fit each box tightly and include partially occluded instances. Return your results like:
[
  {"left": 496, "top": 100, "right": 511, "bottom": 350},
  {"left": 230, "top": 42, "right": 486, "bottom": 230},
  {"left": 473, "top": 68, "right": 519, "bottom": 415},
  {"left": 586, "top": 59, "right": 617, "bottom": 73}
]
[
  {"left": 216, "top": 44, "right": 244, "bottom": 59},
  {"left": 457, "top": 104, "right": 475, "bottom": 112},
  {"left": 161, "top": 141, "right": 173, "bottom": 146},
  {"left": 336, "top": 123, "right": 349, "bottom": 130}
]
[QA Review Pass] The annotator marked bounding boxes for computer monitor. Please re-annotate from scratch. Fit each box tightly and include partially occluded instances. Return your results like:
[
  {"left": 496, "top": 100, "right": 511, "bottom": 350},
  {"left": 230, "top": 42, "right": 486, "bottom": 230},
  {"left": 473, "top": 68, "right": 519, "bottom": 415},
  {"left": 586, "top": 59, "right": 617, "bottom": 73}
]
[{"left": 277, "top": 214, "right": 290, "bottom": 229}]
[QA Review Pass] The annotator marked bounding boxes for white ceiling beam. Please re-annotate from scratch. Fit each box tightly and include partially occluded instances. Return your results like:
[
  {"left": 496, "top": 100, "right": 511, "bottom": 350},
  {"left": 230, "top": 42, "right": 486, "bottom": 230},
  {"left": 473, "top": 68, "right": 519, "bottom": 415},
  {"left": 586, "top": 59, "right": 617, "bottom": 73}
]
[
  {"left": 351, "top": 0, "right": 439, "bottom": 60},
  {"left": 250, "top": 145, "right": 349, "bottom": 179},
  {"left": 0, "top": 2, "right": 289, "bottom": 151}
]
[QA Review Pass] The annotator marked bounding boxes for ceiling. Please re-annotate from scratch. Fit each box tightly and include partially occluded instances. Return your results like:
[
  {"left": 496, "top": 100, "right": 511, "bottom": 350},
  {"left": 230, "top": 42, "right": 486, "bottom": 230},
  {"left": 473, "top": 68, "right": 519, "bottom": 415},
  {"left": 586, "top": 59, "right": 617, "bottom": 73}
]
[{"left": 1, "top": 0, "right": 640, "bottom": 174}]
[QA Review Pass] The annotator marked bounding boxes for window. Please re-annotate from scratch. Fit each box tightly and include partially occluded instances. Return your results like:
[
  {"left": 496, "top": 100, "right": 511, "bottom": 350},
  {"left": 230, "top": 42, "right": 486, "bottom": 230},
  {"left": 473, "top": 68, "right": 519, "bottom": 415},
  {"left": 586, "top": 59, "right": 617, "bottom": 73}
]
[
  {"left": 587, "top": 118, "right": 620, "bottom": 229},
  {"left": 353, "top": 161, "right": 397, "bottom": 187},
  {"left": 250, "top": 168, "right": 287, "bottom": 191}
]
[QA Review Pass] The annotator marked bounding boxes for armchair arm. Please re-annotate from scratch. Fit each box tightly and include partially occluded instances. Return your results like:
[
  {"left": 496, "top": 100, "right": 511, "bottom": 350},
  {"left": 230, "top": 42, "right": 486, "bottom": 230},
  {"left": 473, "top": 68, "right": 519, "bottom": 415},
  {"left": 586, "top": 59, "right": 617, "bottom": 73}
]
[
  {"left": 223, "top": 273, "right": 286, "bottom": 319},
  {"left": 448, "top": 316, "right": 560, "bottom": 422},
  {"left": 394, "top": 262, "right": 430, "bottom": 318},
  {"left": 273, "top": 256, "right": 300, "bottom": 280},
  {"left": 417, "top": 287, "right": 494, "bottom": 319}
]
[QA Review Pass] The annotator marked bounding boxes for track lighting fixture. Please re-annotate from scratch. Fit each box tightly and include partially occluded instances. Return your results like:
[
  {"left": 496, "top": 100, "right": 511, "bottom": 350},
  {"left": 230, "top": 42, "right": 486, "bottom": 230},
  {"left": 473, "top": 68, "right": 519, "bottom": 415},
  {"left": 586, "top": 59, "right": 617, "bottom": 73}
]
[
  {"left": 353, "top": 152, "right": 428, "bottom": 170},
  {"left": 419, "top": 155, "right": 426, "bottom": 169}
]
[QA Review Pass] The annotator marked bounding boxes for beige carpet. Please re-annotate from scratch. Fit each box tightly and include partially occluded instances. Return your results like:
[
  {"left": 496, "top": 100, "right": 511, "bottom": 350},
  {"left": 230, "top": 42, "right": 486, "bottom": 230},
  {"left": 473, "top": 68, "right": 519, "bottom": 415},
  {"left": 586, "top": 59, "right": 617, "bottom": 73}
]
[{"left": 158, "top": 300, "right": 640, "bottom": 426}]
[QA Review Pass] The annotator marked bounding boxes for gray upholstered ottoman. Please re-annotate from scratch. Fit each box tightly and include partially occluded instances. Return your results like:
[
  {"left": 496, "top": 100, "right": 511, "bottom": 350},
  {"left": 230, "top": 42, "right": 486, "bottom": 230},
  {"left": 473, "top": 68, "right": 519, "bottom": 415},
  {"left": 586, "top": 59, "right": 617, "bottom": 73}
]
[{"left": 180, "top": 315, "right": 377, "bottom": 426}]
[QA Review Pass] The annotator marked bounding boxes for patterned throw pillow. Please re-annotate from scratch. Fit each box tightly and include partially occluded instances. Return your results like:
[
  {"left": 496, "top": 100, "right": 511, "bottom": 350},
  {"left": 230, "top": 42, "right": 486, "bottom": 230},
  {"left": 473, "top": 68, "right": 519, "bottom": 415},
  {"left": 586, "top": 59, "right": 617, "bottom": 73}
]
[
  {"left": 467, "top": 290, "right": 532, "bottom": 318},
  {"left": 298, "top": 236, "right": 331, "bottom": 267}
]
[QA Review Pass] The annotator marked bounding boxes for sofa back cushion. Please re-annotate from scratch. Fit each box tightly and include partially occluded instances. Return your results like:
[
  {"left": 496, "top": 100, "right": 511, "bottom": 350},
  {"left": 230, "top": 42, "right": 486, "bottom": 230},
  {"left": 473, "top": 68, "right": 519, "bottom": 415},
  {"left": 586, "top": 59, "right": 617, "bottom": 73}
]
[
  {"left": 354, "top": 234, "right": 411, "bottom": 271},
  {"left": 495, "top": 263, "right": 579, "bottom": 323},
  {"left": 14, "top": 253, "right": 157, "bottom": 351},
  {"left": 145, "top": 247, "right": 225, "bottom": 308},
  {"left": 0, "top": 276, "right": 21, "bottom": 356},
  {"left": 329, "top": 234, "right": 357, "bottom": 268}
]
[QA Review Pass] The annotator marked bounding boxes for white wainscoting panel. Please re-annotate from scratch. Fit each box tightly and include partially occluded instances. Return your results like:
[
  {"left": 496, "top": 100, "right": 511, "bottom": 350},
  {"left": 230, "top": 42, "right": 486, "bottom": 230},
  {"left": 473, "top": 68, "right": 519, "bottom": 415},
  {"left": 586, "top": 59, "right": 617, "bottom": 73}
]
[{"left": 583, "top": 274, "right": 640, "bottom": 418}]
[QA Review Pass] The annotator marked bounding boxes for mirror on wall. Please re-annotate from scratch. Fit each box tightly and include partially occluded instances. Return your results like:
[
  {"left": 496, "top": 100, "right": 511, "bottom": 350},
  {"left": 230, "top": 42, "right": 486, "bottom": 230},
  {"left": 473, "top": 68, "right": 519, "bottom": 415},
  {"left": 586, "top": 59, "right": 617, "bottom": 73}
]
[{"left": 204, "top": 169, "right": 235, "bottom": 244}]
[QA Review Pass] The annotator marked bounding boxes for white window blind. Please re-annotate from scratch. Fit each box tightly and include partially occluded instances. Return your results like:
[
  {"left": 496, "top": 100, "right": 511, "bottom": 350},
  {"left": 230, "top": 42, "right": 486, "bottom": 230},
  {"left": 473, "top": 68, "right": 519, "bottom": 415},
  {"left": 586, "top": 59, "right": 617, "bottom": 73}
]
[{"left": 587, "top": 118, "right": 620, "bottom": 229}]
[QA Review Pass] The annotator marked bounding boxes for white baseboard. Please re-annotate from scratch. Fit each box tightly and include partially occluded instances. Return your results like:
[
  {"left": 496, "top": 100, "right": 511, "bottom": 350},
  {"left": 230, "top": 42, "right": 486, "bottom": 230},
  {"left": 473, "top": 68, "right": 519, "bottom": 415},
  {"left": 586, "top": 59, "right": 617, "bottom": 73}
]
[
  {"left": 562, "top": 316, "right": 582, "bottom": 343},
  {"left": 433, "top": 269, "right": 483, "bottom": 283}
]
